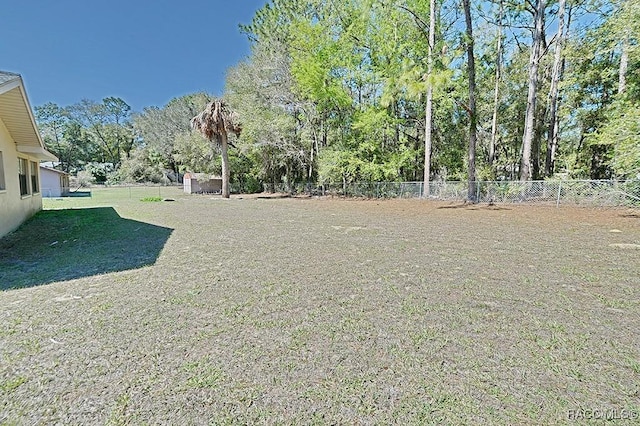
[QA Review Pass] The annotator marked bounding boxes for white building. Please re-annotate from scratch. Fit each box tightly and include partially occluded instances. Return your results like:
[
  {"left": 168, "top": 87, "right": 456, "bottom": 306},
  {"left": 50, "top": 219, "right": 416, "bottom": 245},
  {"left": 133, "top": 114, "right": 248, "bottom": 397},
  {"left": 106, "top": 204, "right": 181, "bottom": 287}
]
[
  {"left": 0, "top": 71, "right": 57, "bottom": 238},
  {"left": 183, "top": 173, "right": 222, "bottom": 194},
  {"left": 40, "top": 166, "right": 70, "bottom": 198}
]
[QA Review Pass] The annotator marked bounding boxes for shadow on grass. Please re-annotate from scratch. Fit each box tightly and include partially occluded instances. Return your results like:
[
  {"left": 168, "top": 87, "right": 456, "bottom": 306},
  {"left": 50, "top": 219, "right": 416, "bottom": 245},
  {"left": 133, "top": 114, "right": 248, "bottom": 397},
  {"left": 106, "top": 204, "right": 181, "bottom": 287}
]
[
  {"left": 66, "top": 189, "right": 92, "bottom": 198},
  {"left": 437, "top": 203, "right": 511, "bottom": 211},
  {"left": 0, "top": 207, "right": 173, "bottom": 291},
  {"left": 621, "top": 213, "right": 640, "bottom": 219},
  {"left": 256, "top": 194, "right": 291, "bottom": 199}
]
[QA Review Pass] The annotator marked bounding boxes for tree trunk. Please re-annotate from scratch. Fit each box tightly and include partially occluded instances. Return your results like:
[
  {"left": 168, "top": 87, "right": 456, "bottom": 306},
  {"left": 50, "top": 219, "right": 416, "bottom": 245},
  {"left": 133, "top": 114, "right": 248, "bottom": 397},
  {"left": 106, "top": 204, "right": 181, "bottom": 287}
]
[
  {"left": 220, "top": 134, "right": 230, "bottom": 198},
  {"left": 619, "top": 34, "right": 629, "bottom": 95},
  {"left": 545, "top": 0, "right": 566, "bottom": 177},
  {"left": 463, "top": 0, "right": 477, "bottom": 202},
  {"left": 308, "top": 138, "right": 315, "bottom": 182},
  {"left": 520, "top": 0, "right": 546, "bottom": 181},
  {"left": 286, "top": 163, "right": 293, "bottom": 195},
  {"left": 489, "top": 0, "right": 503, "bottom": 172},
  {"left": 54, "top": 133, "right": 65, "bottom": 173},
  {"left": 423, "top": 0, "right": 436, "bottom": 196},
  {"left": 532, "top": 122, "right": 542, "bottom": 179}
]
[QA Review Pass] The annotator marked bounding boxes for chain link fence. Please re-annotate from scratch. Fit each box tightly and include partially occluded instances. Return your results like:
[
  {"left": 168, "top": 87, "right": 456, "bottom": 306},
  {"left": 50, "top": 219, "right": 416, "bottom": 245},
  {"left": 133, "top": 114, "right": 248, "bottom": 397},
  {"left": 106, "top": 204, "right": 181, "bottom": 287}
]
[
  {"left": 273, "top": 180, "right": 640, "bottom": 207},
  {"left": 41, "top": 184, "right": 186, "bottom": 200},
  {"left": 475, "top": 180, "right": 640, "bottom": 207},
  {"left": 46, "top": 180, "right": 640, "bottom": 207}
]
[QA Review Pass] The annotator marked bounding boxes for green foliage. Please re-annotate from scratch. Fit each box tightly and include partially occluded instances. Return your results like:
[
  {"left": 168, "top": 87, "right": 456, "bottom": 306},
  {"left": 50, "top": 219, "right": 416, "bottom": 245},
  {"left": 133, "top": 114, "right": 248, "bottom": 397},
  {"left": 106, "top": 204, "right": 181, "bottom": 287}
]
[
  {"left": 133, "top": 93, "right": 211, "bottom": 172},
  {"left": 226, "top": 36, "right": 311, "bottom": 191},
  {"left": 560, "top": 0, "right": 640, "bottom": 179},
  {"left": 32, "top": 0, "right": 640, "bottom": 187},
  {"left": 35, "top": 102, "right": 71, "bottom": 169},
  {"left": 68, "top": 98, "right": 137, "bottom": 167},
  {"left": 110, "top": 147, "right": 170, "bottom": 184},
  {"left": 289, "top": 19, "right": 353, "bottom": 111},
  {"left": 84, "top": 162, "right": 114, "bottom": 184},
  {"left": 35, "top": 97, "right": 137, "bottom": 179},
  {"left": 174, "top": 132, "right": 218, "bottom": 175},
  {"left": 587, "top": 102, "right": 640, "bottom": 179}
]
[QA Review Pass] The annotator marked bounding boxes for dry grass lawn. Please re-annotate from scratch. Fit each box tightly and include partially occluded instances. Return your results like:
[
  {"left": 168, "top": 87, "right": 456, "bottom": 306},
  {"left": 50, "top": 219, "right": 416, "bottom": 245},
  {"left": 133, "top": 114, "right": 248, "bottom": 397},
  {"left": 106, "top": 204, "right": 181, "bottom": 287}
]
[{"left": 1, "top": 188, "right": 639, "bottom": 424}]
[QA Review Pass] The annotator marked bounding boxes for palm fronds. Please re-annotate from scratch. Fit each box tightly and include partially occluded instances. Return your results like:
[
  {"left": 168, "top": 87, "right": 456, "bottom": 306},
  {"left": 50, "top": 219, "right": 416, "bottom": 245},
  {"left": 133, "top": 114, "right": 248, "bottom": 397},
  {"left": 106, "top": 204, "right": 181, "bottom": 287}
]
[{"left": 190, "top": 99, "right": 242, "bottom": 145}]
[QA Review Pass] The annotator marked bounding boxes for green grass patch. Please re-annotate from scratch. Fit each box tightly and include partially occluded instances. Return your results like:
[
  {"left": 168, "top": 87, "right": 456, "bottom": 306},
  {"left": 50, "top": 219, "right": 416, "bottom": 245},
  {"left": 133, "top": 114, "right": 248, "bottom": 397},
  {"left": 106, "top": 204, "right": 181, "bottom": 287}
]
[
  {"left": 0, "top": 206, "right": 173, "bottom": 290},
  {"left": 0, "top": 376, "right": 27, "bottom": 394},
  {"left": 183, "top": 357, "right": 225, "bottom": 389}
]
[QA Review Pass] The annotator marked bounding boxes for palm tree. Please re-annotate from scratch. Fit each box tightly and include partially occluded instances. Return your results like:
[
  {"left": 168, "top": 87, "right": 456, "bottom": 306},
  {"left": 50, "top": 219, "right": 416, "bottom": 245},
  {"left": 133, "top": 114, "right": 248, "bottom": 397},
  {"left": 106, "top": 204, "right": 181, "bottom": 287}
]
[{"left": 190, "top": 99, "right": 242, "bottom": 198}]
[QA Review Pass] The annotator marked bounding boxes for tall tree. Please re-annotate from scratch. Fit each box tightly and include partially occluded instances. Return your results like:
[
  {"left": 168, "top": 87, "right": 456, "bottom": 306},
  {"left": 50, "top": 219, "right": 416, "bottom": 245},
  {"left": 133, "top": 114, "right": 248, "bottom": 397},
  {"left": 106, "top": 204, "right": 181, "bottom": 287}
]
[
  {"left": 618, "top": 36, "right": 629, "bottom": 95},
  {"left": 68, "top": 98, "right": 135, "bottom": 167},
  {"left": 545, "top": 0, "right": 567, "bottom": 176},
  {"left": 220, "top": 0, "right": 639, "bottom": 188},
  {"left": 133, "top": 93, "right": 210, "bottom": 177},
  {"left": 489, "top": 0, "right": 504, "bottom": 170},
  {"left": 520, "top": 0, "right": 546, "bottom": 181},
  {"left": 463, "top": 0, "right": 477, "bottom": 201},
  {"left": 190, "top": 100, "right": 242, "bottom": 198},
  {"left": 35, "top": 102, "right": 69, "bottom": 171},
  {"left": 424, "top": 0, "right": 437, "bottom": 195},
  {"left": 226, "top": 38, "right": 310, "bottom": 192}
]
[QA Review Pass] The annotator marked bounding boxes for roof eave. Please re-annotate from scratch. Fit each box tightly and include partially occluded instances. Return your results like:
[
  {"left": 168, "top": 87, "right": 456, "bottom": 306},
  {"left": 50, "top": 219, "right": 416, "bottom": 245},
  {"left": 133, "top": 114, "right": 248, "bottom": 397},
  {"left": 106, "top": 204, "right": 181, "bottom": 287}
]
[
  {"left": 0, "top": 72, "right": 52, "bottom": 153},
  {"left": 17, "top": 145, "right": 59, "bottom": 162},
  {"left": 0, "top": 77, "right": 21, "bottom": 95}
]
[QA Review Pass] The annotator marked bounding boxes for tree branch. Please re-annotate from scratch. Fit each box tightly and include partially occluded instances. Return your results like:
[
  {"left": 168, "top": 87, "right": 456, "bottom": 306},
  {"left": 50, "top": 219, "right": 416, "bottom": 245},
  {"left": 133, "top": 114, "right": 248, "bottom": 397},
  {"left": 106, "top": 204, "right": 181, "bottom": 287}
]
[{"left": 396, "top": 4, "right": 430, "bottom": 40}]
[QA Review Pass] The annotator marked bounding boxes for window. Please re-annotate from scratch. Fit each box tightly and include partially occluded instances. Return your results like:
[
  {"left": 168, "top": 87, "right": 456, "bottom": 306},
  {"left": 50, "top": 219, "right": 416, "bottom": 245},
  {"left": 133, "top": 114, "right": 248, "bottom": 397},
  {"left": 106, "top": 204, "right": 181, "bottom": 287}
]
[
  {"left": 0, "top": 151, "right": 5, "bottom": 191},
  {"left": 30, "top": 161, "right": 39, "bottom": 193},
  {"left": 18, "top": 158, "right": 29, "bottom": 196}
]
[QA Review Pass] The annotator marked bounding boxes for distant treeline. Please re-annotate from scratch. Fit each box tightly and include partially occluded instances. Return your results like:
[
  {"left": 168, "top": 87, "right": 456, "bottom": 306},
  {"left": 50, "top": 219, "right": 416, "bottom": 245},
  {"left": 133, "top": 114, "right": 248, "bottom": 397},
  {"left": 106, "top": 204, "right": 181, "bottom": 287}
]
[{"left": 36, "top": 0, "right": 639, "bottom": 192}]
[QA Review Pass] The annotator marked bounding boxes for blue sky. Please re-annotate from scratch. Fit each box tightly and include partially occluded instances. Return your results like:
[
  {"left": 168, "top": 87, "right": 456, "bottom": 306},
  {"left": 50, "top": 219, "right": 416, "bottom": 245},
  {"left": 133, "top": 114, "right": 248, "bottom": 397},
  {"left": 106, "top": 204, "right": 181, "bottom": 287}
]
[{"left": 1, "top": 0, "right": 268, "bottom": 112}]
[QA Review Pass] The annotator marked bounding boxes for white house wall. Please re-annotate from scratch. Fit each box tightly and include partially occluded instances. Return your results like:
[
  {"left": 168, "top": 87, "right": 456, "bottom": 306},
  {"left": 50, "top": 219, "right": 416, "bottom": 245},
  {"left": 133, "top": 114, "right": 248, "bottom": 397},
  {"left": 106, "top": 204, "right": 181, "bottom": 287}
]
[
  {"left": 0, "top": 117, "right": 43, "bottom": 238},
  {"left": 40, "top": 169, "right": 66, "bottom": 198}
]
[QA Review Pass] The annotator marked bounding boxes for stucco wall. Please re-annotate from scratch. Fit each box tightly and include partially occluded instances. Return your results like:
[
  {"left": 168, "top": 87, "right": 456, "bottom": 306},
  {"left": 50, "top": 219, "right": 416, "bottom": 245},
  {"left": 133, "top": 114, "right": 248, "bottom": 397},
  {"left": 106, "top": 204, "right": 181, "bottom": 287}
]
[{"left": 0, "top": 118, "right": 43, "bottom": 238}]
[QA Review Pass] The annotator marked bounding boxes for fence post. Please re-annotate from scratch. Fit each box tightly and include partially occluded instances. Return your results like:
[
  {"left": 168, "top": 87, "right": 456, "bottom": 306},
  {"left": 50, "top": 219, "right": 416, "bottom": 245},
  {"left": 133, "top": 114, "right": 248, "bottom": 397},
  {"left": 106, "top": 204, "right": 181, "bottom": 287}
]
[
  {"left": 476, "top": 181, "right": 480, "bottom": 202},
  {"left": 556, "top": 181, "right": 562, "bottom": 208}
]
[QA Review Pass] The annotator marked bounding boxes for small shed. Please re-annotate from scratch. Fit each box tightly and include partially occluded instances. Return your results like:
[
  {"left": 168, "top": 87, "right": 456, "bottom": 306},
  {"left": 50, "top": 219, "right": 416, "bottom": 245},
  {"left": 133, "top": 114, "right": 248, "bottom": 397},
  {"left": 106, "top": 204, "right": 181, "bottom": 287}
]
[
  {"left": 40, "top": 166, "right": 70, "bottom": 197},
  {"left": 183, "top": 173, "right": 222, "bottom": 194}
]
